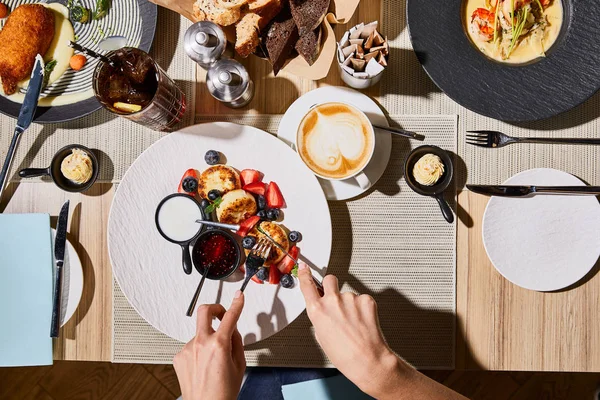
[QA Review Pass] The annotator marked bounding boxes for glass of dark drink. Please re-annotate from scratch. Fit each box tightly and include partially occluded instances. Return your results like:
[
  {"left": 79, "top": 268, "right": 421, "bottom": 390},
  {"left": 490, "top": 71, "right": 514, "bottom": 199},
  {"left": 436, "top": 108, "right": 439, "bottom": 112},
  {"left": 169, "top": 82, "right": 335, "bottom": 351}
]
[{"left": 93, "top": 47, "right": 186, "bottom": 132}]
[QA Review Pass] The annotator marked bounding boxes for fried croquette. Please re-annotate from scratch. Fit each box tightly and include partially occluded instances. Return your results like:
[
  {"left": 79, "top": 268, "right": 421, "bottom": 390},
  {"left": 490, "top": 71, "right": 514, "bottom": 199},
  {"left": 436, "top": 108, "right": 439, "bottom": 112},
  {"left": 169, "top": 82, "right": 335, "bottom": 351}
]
[{"left": 0, "top": 4, "right": 55, "bottom": 95}]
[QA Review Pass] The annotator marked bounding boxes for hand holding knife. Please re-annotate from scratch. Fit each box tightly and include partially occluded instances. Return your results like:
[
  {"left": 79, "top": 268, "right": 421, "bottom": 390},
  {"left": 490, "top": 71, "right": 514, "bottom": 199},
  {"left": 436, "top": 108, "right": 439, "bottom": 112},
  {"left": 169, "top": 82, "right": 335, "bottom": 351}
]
[{"left": 51, "top": 200, "right": 70, "bottom": 337}]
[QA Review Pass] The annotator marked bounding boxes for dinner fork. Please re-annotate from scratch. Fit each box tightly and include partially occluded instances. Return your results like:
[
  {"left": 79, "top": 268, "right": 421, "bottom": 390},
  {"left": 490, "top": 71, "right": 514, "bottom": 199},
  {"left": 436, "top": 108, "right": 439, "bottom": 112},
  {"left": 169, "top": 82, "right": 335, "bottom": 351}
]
[
  {"left": 466, "top": 130, "right": 600, "bottom": 148},
  {"left": 240, "top": 237, "right": 272, "bottom": 292}
]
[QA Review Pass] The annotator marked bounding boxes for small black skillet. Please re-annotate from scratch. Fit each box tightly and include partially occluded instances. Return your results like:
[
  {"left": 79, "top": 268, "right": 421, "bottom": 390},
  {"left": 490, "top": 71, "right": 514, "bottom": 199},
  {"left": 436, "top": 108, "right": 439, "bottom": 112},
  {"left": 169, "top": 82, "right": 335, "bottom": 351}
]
[{"left": 404, "top": 145, "right": 454, "bottom": 224}]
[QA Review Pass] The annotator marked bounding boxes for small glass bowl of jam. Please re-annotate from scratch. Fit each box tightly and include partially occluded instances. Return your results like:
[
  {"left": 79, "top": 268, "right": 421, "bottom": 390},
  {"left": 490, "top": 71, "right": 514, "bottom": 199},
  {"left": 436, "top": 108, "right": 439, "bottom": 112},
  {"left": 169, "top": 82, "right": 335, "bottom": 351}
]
[{"left": 192, "top": 229, "right": 241, "bottom": 280}]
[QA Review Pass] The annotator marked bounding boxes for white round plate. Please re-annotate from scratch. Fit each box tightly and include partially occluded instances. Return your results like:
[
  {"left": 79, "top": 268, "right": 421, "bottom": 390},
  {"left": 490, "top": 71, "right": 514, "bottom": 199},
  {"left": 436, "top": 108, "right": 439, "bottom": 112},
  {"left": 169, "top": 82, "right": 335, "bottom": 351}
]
[
  {"left": 277, "top": 86, "right": 392, "bottom": 201},
  {"left": 51, "top": 228, "right": 84, "bottom": 327},
  {"left": 108, "top": 123, "right": 332, "bottom": 344},
  {"left": 482, "top": 168, "right": 600, "bottom": 292}
]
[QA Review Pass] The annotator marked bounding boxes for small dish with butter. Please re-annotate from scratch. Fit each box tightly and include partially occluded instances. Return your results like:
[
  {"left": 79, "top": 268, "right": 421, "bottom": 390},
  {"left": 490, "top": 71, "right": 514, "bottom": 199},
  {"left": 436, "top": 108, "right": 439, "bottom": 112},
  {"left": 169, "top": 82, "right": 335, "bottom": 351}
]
[
  {"left": 19, "top": 144, "right": 99, "bottom": 192},
  {"left": 404, "top": 145, "right": 454, "bottom": 223}
]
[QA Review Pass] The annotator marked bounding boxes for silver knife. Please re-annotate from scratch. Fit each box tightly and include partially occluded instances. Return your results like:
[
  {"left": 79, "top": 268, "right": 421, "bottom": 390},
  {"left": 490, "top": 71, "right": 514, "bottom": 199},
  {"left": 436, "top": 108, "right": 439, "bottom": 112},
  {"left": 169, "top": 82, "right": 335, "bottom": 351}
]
[
  {"left": 0, "top": 55, "right": 45, "bottom": 203},
  {"left": 51, "top": 200, "right": 70, "bottom": 337},
  {"left": 467, "top": 184, "right": 600, "bottom": 197},
  {"left": 256, "top": 224, "right": 324, "bottom": 295}
]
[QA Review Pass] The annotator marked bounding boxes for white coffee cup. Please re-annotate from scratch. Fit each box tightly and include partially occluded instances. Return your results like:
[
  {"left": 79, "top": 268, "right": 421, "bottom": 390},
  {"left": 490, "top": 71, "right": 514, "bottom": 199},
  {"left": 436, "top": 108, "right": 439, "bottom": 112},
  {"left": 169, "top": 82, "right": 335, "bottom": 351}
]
[{"left": 295, "top": 102, "right": 375, "bottom": 189}]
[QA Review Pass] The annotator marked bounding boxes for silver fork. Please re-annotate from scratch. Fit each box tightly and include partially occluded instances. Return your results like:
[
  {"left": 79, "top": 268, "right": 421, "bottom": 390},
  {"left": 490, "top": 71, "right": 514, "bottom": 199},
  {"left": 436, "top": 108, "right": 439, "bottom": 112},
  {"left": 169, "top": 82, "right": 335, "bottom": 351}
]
[
  {"left": 466, "top": 130, "right": 600, "bottom": 148},
  {"left": 240, "top": 237, "right": 272, "bottom": 292}
]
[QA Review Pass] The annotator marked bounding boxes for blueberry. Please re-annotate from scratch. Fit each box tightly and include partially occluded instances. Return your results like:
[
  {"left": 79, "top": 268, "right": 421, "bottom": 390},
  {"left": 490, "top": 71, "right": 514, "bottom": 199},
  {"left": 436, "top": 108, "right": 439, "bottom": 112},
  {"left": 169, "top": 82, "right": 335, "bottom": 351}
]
[
  {"left": 256, "top": 195, "right": 267, "bottom": 210},
  {"left": 256, "top": 267, "right": 269, "bottom": 281},
  {"left": 257, "top": 210, "right": 267, "bottom": 219},
  {"left": 181, "top": 176, "right": 198, "bottom": 193},
  {"left": 242, "top": 236, "right": 256, "bottom": 250},
  {"left": 204, "top": 150, "right": 220, "bottom": 165},
  {"left": 288, "top": 231, "right": 302, "bottom": 243},
  {"left": 200, "top": 199, "right": 210, "bottom": 211},
  {"left": 280, "top": 274, "right": 294, "bottom": 288},
  {"left": 208, "top": 189, "right": 221, "bottom": 201},
  {"left": 266, "top": 208, "right": 280, "bottom": 221}
]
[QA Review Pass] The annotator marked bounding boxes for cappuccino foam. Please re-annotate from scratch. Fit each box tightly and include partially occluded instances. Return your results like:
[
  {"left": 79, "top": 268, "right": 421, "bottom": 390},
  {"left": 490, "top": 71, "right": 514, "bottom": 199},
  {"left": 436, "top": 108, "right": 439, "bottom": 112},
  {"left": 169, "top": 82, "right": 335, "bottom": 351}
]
[{"left": 297, "top": 103, "right": 374, "bottom": 179}]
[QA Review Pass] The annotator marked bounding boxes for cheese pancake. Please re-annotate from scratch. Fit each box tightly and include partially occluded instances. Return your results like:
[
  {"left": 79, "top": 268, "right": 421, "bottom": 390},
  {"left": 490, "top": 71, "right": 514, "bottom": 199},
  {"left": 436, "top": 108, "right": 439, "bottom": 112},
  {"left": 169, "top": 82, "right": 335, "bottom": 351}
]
[
  {"left": 198, "top": 165, "right": 241, "bottom": 199},
  {"left": 245, "top": 221, "right": 289, "bottom": 265},
  {"left": 216, "top": 189, "right": 257, "bottom": 224}
]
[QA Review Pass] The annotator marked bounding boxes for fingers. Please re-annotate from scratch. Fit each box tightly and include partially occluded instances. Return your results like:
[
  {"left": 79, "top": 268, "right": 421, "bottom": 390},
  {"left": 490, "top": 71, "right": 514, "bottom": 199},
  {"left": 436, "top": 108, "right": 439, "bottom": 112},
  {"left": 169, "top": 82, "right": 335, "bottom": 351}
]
[
  {"left": 323, "top": 275, "right": 340, "bottom": 296},
  {"left": 297, "top": 262, "right": 320, "bottom": 306},
  {"left": 218, "top": 290, "right": 245, "bottom": 338},
  {"left": 231, "top": 328, "right": 246, "bottom": 370},
  {"left": 196, "top": 304, "right": 226, "bottom": 336}
]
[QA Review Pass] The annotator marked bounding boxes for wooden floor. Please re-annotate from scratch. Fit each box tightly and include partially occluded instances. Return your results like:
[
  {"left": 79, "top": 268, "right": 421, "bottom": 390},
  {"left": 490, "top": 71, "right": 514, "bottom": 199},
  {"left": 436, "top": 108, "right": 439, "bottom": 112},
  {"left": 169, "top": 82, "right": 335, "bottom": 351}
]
[{"left": 1, "top": 362, "right": 599, "bottom": 399}]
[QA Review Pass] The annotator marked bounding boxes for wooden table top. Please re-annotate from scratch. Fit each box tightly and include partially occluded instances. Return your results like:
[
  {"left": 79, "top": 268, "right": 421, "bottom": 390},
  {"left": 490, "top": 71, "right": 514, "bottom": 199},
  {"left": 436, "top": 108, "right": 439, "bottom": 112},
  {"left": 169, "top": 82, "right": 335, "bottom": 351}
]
[{"left": 2, "top": 2, "right": 599, "bottom": 372}]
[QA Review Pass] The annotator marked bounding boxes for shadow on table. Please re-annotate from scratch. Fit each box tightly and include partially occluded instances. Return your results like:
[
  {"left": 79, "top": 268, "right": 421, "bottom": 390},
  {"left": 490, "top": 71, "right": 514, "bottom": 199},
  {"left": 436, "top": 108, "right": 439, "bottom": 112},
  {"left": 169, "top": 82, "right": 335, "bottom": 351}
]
[
  {"left": 245, "top": 200, "right": 482, "bottom": 371},
  {"left": 151, "top": 7, "right": 181, "bottom": 73},
  {"left": 447, "top": 151, "right": 473, "bottom": 228},
  {"left": 379, "top": 48, "right": 441, "bottom": 100},
  {"left": 510, "top": 89, "right": 600, "bottom": 131}
]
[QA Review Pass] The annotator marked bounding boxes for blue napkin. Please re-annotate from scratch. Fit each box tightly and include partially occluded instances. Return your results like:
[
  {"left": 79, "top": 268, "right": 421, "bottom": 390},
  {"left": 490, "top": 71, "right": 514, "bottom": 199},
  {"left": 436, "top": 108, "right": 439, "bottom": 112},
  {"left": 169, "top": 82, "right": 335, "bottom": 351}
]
[
  {"left": 282, "top": 374, "right": 374, "bottom": 400},
  {"left": 0, "top": 214, "right": 53, "bottom": 367}
]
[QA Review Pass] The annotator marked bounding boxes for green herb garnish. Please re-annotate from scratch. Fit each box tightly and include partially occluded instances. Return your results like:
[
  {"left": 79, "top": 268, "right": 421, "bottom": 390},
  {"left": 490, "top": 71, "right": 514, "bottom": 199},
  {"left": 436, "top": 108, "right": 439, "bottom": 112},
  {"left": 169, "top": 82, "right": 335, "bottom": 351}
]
[
  {"left": 93, "top": 0, "right": 111, "bottom": 20},
  {"left": 42, "top": 60, "right": 57, "bottom": 89},
  {"left": 493, "top": 0, "right": 501, "bottom": 43},
  {"left": 291, "top": 264, "right": 299, "bottom": 277},
  {"left": 204, "top": 197, "right": 222, "bottom": 214},
  {"left": 70, "top": 5, "right": 91, "bottom": 23},
  {"left": 507, "top": 6, "right": 529, "bottom": 58}
]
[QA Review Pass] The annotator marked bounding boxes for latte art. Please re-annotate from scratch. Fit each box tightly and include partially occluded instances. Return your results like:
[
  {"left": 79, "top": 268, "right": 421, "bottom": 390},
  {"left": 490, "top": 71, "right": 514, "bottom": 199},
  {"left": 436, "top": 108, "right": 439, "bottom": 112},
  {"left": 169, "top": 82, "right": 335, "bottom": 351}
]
[{"left": 297, "top": 103, "right": 374, "bottom": 179}]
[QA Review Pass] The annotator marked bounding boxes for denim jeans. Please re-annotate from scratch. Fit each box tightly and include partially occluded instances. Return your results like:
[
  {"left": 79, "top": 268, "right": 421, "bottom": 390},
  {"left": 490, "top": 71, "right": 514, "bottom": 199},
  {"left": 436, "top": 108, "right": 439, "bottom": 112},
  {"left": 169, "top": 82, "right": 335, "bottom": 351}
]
[{"left": 238, "top": 367, "right": 340, "bottom": 400}]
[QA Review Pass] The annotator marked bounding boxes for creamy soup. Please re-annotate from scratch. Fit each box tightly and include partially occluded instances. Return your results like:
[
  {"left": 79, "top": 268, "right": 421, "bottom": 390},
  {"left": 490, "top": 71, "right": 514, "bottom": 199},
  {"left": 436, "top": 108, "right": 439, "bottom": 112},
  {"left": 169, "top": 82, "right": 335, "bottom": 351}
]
[{"left": 465, "top": 0, "right": 563, "bottom": 64}]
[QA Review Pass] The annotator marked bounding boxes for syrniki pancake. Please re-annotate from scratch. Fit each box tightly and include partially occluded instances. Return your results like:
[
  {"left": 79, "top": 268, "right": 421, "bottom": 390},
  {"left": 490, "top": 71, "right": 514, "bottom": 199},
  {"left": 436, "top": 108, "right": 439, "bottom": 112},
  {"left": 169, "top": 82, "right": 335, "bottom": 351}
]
[
  {"left": 216, "top": 189, "right": 257, "bottom": 224},
  {"left": 198, "top": 165, "right": 241, "bottom": 199},
  {"left": 244, "top": 221, "right": 289, "bottom": 265}
]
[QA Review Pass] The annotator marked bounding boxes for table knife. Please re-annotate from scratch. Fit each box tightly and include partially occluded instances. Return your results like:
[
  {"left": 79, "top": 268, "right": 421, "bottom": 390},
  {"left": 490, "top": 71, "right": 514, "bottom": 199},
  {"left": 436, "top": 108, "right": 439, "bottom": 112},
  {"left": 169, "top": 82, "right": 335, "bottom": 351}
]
[
  {"left": 256, "top": 225, "right": 324, "bottom": 295},
  {"left": 0, "top": 55, "right": 45, "bottom": 204},
  {"left": 467, "top": 184, "right": 600, "bottom": 197},
  {"left": 51, "top": 200, "right": 70, "bottom": 338}
]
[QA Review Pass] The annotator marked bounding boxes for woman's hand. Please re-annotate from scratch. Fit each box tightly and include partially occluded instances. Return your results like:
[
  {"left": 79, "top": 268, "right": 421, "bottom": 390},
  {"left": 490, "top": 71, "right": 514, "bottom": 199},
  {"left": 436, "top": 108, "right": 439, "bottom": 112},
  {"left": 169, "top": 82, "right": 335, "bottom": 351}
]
[
  {"left": 173, "top": 291, "right": 246, "bottom": 400},
  {"left": 297, "top": 263, "right": 467, "bottom": 400}
]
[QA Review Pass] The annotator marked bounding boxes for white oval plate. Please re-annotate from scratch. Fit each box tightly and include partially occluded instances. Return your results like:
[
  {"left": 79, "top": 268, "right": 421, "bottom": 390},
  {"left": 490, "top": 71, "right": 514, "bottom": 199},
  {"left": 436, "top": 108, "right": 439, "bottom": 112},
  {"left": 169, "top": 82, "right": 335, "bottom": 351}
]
[
  {"left": 277, "top": 86, "right": 392, "bottom": 201},
  {"left": 51, "top": 228, "right": 83, "bottom": 327},
  {"left": 108, "top": 123, "right": 332, "bottom": 344},
  {"left": 482, "top": 168, "right": 600, "bottom": 292}
]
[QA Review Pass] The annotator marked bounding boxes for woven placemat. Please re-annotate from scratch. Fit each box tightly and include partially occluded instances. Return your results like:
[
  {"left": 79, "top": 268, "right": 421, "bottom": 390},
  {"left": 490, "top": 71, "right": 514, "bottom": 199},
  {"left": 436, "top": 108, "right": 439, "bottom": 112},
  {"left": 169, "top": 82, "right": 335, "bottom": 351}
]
[
  {"left": 381, "top": 0, "right": 600, "bottom": 186},
  {"left": 0, "top": 9, "right": 195, "bottom": 183},
  {"left": 113, "top": 114, "right": 457, "bottom": 368}
]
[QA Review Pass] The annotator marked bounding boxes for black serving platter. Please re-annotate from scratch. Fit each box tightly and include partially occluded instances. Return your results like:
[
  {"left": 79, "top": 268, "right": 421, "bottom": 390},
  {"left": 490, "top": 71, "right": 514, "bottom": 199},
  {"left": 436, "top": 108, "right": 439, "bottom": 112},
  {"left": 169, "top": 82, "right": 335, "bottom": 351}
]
[{"left": 406, "top": 0, "right": 600, "bottom": 122}]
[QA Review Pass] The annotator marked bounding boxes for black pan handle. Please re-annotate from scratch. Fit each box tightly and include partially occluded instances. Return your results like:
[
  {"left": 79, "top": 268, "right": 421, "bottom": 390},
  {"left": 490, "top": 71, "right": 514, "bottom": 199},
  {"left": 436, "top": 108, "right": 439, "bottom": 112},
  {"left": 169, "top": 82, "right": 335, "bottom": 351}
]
[
  {"left": 435, "top": 193, "right": 454, "bottom": 224},
  {"left": 181, "top": 244, "right": 193, "bottom": 275},
  {"left": 19, "top": 167, "right": 51, "bottom": 178}
]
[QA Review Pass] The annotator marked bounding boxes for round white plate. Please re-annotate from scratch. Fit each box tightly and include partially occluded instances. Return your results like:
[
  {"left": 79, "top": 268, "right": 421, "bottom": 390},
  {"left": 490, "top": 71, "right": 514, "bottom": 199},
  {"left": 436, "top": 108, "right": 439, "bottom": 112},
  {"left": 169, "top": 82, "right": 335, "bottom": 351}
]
[
  {"left": 482, "top": 168, "right": 600, "bottom": 292},
  {"left": 277, "top": 86, "right": 392, "bottom": 201},
  {"left": 108, "top": 123, "right": 332, "bottom": 344},
  {"left": 51, "top": 228, "right": 84, "bottom": 327}
]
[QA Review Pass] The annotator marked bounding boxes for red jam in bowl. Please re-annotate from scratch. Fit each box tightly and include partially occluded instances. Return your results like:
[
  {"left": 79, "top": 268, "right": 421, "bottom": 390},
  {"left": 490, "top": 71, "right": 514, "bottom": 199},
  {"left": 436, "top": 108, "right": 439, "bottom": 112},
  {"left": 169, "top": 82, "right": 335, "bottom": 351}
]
[{"left": 193, "top": 230, "right": 239, "bottom": 278}]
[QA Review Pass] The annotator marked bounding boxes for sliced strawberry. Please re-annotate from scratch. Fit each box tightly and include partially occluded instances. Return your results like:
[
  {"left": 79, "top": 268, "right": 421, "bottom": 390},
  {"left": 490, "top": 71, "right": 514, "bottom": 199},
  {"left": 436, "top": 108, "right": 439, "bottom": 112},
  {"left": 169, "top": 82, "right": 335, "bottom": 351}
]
[
  {"left": 177, "top": 169, "right": 199, "bottom": 196},
  {"left": 236, "top": 216, "right": 261, "bottom": 237},
  {"left": 266, "top": 182, "right": 285, "bottom": 208},
  {"left": 240, "top": 169, "right": 262, "bottom": 186},
  {"left": 252, "top": 274, "right": 263, "bottom": 284},
  {"left": 277, "top": 245, "right": 299, "bottom": 274},
  {"left": 243, "top": 182, "right": 267, "bottom": 196},
  {"left": 268, "top": 265, "right": 281, "bottom": 285}
]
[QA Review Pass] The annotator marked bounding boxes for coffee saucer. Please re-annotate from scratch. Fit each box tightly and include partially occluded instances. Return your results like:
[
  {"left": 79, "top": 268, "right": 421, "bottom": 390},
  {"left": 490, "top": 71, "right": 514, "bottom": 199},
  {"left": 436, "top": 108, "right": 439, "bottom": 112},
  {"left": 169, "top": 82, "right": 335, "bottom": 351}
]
[{"left": 278, "top": 86, "right": 392, "bottom": 201}]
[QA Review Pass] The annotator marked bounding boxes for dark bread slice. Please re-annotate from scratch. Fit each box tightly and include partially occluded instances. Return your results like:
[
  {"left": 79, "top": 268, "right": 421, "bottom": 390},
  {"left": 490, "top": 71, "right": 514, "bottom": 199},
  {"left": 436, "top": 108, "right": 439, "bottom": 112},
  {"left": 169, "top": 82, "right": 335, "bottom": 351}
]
[
  {"left": 265, "top": 9, "right": 299, "bottom": 75},
  {"left": 289, "top": 0, "right": 330, "bottom": 36},
  {"left": 295, "top": 27, "right": 321, "bottom": 65}
]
